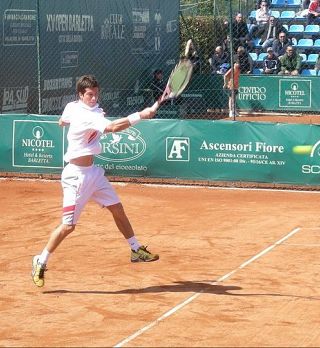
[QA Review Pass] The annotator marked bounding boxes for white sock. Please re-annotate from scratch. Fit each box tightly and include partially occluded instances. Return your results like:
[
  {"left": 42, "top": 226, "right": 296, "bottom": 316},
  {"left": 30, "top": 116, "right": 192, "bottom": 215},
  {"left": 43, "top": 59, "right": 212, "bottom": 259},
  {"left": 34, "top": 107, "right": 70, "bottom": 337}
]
[
  {"left": 127, "top": 236, "right": 141, "bottom": 252},
  {"left": 38, "top": 248, "right": 50, "bottom": 265}
]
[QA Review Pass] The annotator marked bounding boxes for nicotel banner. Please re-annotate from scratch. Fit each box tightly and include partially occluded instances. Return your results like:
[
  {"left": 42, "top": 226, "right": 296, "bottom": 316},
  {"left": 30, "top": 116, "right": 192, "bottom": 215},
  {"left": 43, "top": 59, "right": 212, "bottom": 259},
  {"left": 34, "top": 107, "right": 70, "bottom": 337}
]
[
  {"left": 238, "top": 75, "right": 318, "bottom": 111},
  {"left": 1, "top": 114, "right": 320, "bottom": 186}
]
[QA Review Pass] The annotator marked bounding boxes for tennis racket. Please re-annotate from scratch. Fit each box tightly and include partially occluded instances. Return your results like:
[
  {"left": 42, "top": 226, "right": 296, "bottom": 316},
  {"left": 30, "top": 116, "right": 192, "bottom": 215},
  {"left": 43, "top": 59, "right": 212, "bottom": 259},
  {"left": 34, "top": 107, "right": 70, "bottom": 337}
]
[{"left": 150, "top": 56, "right": 194, "bottom": 112}]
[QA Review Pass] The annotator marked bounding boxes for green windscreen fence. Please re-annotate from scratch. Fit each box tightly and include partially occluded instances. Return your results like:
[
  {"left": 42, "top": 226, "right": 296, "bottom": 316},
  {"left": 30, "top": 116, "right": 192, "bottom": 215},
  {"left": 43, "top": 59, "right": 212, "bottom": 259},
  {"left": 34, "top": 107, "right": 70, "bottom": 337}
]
[
  {"left": 2, "top": 114, "right": 320, "bottom": 187},
  {"left": 1, "top": 0, "right": 179, "bottom": 115}
]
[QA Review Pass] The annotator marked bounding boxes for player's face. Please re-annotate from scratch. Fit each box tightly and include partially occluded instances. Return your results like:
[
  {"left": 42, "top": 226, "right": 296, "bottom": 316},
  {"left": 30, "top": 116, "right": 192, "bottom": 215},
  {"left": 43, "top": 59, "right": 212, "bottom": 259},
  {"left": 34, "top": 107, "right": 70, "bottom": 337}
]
[{"left": 79, "top": 87, "right": 99, "bottom": 107}]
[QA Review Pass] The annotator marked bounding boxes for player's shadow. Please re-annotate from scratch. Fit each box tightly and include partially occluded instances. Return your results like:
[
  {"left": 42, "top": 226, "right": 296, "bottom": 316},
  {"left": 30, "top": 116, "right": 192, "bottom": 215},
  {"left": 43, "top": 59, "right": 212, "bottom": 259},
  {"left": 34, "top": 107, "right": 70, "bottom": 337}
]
[
  {"left": 43, "top": 281, "right": 241, "bottom": 295},
  {"left": 43, "top": 281, "right": 320, "bottom": 301}
]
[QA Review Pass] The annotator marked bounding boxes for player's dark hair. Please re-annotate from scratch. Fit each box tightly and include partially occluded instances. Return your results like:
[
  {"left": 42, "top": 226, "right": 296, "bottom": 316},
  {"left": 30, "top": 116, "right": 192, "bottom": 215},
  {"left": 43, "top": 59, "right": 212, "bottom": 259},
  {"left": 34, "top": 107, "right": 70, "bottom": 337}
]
[{"left": 76, "top": 75, "right": 99, "bottom": 95}]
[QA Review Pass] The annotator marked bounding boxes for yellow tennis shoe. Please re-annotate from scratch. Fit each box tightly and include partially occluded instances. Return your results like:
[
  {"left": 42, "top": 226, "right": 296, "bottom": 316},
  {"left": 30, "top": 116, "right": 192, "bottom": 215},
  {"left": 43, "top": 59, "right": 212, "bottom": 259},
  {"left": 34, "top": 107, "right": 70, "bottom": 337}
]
[
  {"left": 131, "top": 246, "right": 159, "bottom": 262},
  {"left": 32, "top": 255, "right": 47, "bottom": 287}
]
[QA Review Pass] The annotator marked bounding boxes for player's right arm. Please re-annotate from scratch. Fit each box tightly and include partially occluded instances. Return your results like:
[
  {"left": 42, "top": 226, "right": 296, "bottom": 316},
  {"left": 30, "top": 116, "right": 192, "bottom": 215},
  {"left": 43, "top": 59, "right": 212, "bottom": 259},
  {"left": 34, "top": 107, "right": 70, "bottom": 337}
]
[{"left": 103, "top": 104, "right": 158, "bottom": 134}]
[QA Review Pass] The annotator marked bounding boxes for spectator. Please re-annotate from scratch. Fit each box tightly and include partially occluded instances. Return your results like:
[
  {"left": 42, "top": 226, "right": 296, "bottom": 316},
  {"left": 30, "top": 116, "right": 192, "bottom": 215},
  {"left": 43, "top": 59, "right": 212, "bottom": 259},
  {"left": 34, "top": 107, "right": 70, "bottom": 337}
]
[
  {"left": 150, "top": 69, "right": 165, "bottom": 101},
  {"left": 278, "top": 46, "right": 302, "bottom": 75},
  {"left": 272, "top": 31, "right": 292, "bottom": 58},
  {"left": 223, "top": 63, "right": 241, "bottom": 118},
  {"left": 209, "top": 46, "right": 230, "bottom": 74},
  {"left": 303, "top": 0, "right": 311, "bottom": 9},
  {"left": 234, "top": 46, "right": 253, "bottom": 74},
  {"left": 250, "top": 1, "right": 272, "bottom": 38},
  {"left": 263, "top": 47, "right": 280, "bottom": 74},
  {"left": 228, "top": 13, "right": 253, "bottom": 52},
  {"left": 257, "top": 16, "right": 288, "bottom": 51},
  {"left": 307, "top": 0, "right": 320, "bottom": 24},
  {"left": 315, "top": 53, "right": 320, "bottom": 73},
  {"left": 256, "top": 0, "right": 271, "bottom": 8}
]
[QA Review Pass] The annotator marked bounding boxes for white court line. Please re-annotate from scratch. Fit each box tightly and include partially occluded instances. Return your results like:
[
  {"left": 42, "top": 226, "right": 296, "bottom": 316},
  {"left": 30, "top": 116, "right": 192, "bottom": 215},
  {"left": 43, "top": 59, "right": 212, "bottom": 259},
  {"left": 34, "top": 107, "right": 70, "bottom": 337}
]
[{"left": 114, "top": 227, "right": 301, "bottom": 348}]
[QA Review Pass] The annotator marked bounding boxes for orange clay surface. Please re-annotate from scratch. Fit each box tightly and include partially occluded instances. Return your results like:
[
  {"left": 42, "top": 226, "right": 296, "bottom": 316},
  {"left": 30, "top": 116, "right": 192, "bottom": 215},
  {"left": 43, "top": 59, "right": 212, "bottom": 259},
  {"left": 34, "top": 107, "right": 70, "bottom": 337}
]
[{"left": 0, "top": 179, "right": 319, "bottom": 347}]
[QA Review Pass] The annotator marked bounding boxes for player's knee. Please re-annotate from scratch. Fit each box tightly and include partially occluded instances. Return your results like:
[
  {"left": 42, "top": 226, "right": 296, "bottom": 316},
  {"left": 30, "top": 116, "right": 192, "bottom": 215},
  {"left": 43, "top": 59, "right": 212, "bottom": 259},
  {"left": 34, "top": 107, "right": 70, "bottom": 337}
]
[
  {"left": 107, "top": 202, "right": 125, "bottom": 218},
  {"left": 61, "top": 224, "right": 75, "bottom": 236}
]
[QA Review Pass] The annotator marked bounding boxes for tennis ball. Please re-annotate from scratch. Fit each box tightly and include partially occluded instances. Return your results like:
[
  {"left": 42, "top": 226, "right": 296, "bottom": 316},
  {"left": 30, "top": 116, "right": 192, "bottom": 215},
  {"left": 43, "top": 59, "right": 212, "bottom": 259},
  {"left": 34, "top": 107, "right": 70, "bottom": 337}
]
[{"left": 292, "top": 145, "right": 313, "bottom": 155}]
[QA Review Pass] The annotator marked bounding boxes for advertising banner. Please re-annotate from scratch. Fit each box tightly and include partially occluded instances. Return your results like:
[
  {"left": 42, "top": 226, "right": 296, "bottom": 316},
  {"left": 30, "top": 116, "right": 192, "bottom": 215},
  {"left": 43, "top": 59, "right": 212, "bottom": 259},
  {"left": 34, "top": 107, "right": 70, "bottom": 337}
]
[{"left": 2, "top": 114, "right": 320, "bottom": 187}]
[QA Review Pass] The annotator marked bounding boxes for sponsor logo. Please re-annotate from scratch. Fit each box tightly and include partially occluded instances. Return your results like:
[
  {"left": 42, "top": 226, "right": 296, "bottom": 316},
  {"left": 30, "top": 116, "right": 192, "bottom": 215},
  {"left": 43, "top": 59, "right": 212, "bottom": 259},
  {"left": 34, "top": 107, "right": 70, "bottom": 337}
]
[
  {"left": 166, "top": 137, "right": 190, "bottom": 161},
  {"left": 97, "top": 128, "right": 146, "bottom": 162},
  {"left": 301, "top": 140, "right": 320, "bottom": 174},
  {"left": 2, "top": 86, "right": 29, "bottom": 112},
  {"left": 101, "top": 14, "right": 125, "bottom": 40}
]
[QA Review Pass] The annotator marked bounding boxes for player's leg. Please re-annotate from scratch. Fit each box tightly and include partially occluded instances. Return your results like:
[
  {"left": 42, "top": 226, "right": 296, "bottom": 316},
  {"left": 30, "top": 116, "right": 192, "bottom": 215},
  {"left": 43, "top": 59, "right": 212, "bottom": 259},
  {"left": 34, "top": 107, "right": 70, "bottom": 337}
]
[
  {"left": 92, "top": 166, "right": 159, "bottom": 262},
  {"left": 32, "top": 164, "right": 91, "bottom": 287}
]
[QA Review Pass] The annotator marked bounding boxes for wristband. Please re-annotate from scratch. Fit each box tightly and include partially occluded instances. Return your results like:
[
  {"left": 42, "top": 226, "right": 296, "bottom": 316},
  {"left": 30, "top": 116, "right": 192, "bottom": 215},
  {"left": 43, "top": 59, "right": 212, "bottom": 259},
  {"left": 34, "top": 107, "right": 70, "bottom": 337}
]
[{"left": 127, "top": 112, "right": 141, "bottom": 126}]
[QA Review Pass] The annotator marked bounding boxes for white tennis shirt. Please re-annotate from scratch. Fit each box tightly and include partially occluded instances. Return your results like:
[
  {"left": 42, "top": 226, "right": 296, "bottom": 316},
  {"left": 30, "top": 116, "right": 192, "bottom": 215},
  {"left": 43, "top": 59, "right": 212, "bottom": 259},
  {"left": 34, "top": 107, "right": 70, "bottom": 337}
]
[{"left": 61, "top": 100, "right": 111, "bottom": 162}]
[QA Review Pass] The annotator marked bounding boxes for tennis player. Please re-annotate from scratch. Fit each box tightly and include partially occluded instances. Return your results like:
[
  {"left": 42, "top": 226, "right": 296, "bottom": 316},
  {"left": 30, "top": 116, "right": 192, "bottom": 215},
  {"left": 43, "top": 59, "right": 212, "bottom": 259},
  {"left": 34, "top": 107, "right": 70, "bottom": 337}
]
[{"left": 32, "top": 74, "right": 159, "bottom": 287}]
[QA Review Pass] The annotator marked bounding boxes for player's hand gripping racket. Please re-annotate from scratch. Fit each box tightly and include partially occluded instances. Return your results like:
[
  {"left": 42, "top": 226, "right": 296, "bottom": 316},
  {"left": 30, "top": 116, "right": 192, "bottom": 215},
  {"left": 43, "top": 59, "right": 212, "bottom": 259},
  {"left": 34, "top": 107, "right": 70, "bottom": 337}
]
[{"left": 150, "top": 57, "right": 194, "bottom": 112}]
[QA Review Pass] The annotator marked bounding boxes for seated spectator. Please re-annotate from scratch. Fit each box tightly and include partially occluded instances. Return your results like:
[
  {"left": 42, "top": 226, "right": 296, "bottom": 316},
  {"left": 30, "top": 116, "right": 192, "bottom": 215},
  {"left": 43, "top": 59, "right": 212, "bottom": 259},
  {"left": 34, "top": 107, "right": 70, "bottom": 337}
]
[
  {"left": 263, "top": 47, "right": 280, "bottom": 74},
  {"left": 315, "top": 53, "right": 320, "bottom": 73},
  {"left": 250, "top": 1, "right": 272, "bottom": 38},
  {"left": 272, "top": 31, "right": 292, "bottom": 58},
  {"left": 303, "top": 0, "right": 311, "bottom": 9},
  {"left": 307, "top": 0, "right": 320, "bottom": 24},
  {"left": 278, "top": 46, "right": 302, "bottom": 75},
  {"left": 210, "top": 46, "right": 230, "bottom": 74},
  {"left": 235, "top": 46, "right": 253, "bottom": 74},
  {"left": 257, "top": 16, "right": 288, "bottom": 51},
  {"left": 225, "top": 13, "right": 253, "bottom": 52},
  {"left": 256, "top": 0, "right": 271, "bottom": 9},
  {"left": 150, "top": 69, "right": 165, "bottom": 101}
]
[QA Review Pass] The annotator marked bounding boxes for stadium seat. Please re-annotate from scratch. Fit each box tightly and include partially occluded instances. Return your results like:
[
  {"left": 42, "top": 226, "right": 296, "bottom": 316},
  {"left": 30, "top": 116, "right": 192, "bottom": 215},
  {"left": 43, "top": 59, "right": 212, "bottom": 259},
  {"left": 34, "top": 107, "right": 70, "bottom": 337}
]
[
  {"left": 301, "top": 69, "right": 317, "bottom": 76},
  {"left": 257, "top": 53, "right": 267, "bottom": 62},
  {"left": 271, "top": 0, "right": 286, "bottom": 8},
  {"left": 286, "top": 0, "right": 302, "bottom": 8},
  {"left": 304, "top": 24, "right": 320, "bottom": 36},
  {"left": 306, "top": 53, "right": 319, "bottom": 64},
  {"left": 279, "top": 10, "right": 295, "bottom": 21},
  {"left": 288, "top": 24, "right": 304, "bottom": 35},
  {"left": 249, "top": 10, "right": 256, "bottom": 23},
  {"left": 253, "top": 38, "right": 262, "bottom": 48},
  {"left": 253, "top": 68, "right": 263, "bottom": 75},
  {"left": 299, "top": 53, "right": 307, "bottom": 63},
  {"left": 249, "top": 52, "right": 258, "bottom": 61},
  {"left": 291, "top": 37, "right": 297, "bottom": 46},
  {"left": 282, "top": 24, "right": 289, "bottom": 31},
  {"left": 271, "top": 10, "right": 280, "bottom": 19},
  {"left": 313, "top": 39, "right": 320, "bottom": 49},
  {"left": 296, "top": 38, "right": 314, "bottom": 49}
]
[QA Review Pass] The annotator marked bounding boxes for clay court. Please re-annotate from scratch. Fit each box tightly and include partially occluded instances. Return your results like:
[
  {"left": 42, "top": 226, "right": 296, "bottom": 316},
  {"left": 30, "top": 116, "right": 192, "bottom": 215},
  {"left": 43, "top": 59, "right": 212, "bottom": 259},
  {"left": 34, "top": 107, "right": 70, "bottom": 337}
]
[{"left": 1, "top": 178, "right": 319, "bottom": 347}]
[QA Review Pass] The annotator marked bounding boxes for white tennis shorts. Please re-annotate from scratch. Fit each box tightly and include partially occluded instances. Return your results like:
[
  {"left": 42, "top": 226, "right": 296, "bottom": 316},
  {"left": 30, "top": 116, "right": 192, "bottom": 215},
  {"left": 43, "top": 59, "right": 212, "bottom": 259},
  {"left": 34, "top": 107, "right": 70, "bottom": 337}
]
[{"left": 61, "top": 163, "right": 120, "bottom": 225}]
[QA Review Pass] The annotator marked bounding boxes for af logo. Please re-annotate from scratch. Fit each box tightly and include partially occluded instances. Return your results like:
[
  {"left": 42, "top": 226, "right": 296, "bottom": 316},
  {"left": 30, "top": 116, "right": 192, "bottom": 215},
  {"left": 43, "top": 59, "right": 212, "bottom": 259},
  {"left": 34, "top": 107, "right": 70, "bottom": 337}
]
[{"left": 166, "top": 137, "right": 190, "bottom": 162}]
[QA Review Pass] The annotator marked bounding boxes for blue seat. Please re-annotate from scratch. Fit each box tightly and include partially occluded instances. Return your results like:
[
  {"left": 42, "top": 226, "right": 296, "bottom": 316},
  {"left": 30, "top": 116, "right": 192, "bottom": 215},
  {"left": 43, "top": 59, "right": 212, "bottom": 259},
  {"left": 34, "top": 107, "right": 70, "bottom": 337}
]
[
  {"left": 249, "top": 10, "right": 256, "bottom": 22},
  {"left": 253, "top": 68, "right": 263, "bottom": 75},
  {"left": 271, "top": 10, "right": 280, "bottom": 19},
  {"left": 296, "top": 38, "right": 314, "bottom": 49},
  {"left": 257, "top": 53, "right": 267, "bottom": 61},
  {"left": 282, "top": 24, "right": 289, "bottom": 31},
  {"left": 299, "top": 53, "right": 307, "bottom": 63},
  {"left": 301, "top": 69, "right": 317, "bottom": 76},
  {"left": 304, "top": 24, "right": 320, "bottom": 35},
  {"left": 249, "top": 52, "right": 258, "bottom": 61},
  {"left": 313, "top": 39, "right": 320, "bottom": 49},
  {"left": 280, "top": 10, "right": 295, "bottom": 21},
  {"left": 271, "top": 0, "right": 286, "bottom": 7},
  {"left": 288, "top": 24, "right": 304, "bottom": 35},
  {"left": 306, "top": 53, "right": 319, "bottom": 64},
  {"left": 253, "top": 38, "right": 262, "bottom": 48},
  {"left": 286, "top": 0, "right": 302, "bottom": 7}
]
